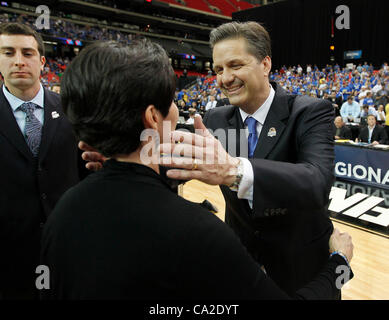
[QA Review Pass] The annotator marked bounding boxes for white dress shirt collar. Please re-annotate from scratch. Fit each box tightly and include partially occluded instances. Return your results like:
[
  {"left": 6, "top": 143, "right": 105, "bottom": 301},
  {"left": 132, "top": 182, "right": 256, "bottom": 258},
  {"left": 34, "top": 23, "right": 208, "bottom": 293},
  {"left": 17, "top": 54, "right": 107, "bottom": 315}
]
[
  {"left": 3, "top": 84, "right": 45, "bottom": 112},
  {"left": 239, "top": 85, "right": 275, "bottom": 126}
]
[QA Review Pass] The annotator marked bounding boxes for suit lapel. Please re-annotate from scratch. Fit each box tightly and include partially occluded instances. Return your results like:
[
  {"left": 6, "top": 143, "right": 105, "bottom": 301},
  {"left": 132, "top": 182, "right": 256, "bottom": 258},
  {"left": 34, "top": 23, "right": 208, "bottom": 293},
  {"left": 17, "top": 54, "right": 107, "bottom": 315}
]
[
  {"left": 253, "top": 83, "right": 290, "bottom": 159},
  {"left": 254, "top": 110, "right": 286, "bottom": 159},
  {"left": 0, "top": 90, "right": 33, "bottom": 160},
  {"left": 38, "top": 89, "right": 60, "bottom": 161},
  {"left": 371, "top": 126, "right": 383, "bottom": 143}
]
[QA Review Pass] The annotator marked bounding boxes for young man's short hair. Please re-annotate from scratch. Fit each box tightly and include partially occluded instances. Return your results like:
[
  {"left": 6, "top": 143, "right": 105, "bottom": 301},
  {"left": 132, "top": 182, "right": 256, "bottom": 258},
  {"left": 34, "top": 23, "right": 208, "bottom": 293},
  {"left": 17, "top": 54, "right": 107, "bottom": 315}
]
[{"left": 0, "top": 22, "right": 45, "bottom": 56}]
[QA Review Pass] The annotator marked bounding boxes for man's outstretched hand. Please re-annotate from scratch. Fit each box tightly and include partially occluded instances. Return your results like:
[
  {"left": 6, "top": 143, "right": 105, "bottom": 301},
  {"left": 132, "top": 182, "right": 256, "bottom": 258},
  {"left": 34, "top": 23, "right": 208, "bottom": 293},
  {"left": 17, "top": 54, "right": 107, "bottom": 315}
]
[
  {"left": 79, "top": 141, "right": 107, "bottom": 171},
  {"left": 159, "top": 115, "right": 240, "bottom": 186}
]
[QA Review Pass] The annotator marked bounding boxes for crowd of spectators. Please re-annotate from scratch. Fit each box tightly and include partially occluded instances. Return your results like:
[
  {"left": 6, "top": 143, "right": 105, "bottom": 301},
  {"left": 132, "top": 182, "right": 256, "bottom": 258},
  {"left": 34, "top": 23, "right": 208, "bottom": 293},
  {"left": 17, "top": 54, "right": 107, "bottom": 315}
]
[
  {"left": 0, "top": 11, "right": 202, "bottom": 90},
  {"left": 40, "top": 57, "right": 69, "bottom": 89},
  {"left": 1, "top": 11, "right": 388, "bottom": 127},
  {"left": 174, "top": 75, "right": 227, "bottom": 121},
  {"left": 271, "top": 63, "right": 389, "bottom": 124},
  {"left": 1, "top": 12, "right": 137, "bottom": 44},
  {"left": 175, "top": 62, "right": 389, "bottom": 130},
  {"left": 1, "top": 4, "right": 205, "bottom": 47},
  {"left": 0, "top": 12, "right": 139, "bottom": 90}
]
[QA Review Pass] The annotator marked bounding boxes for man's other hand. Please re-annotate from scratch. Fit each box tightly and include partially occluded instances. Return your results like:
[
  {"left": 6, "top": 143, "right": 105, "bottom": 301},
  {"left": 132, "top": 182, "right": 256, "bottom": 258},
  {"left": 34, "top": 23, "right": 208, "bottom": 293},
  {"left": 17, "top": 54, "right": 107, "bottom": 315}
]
[{"left": 329, "top": 228, "right": 354, "bottom": 263}]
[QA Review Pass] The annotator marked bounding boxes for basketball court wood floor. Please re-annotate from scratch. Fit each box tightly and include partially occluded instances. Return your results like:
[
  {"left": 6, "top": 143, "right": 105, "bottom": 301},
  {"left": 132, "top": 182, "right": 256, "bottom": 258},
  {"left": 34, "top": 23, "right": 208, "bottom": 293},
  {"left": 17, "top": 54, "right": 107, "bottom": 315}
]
[{"left": 182, "top": 180, "right": 389, "bottom": 300}]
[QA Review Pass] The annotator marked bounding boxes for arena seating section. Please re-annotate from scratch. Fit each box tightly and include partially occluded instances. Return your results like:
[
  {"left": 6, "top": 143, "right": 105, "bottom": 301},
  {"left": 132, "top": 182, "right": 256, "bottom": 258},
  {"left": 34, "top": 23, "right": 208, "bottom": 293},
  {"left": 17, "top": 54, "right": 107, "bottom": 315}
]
[{"left": 158, "top": 0, "right": 255, "bottom": 17}]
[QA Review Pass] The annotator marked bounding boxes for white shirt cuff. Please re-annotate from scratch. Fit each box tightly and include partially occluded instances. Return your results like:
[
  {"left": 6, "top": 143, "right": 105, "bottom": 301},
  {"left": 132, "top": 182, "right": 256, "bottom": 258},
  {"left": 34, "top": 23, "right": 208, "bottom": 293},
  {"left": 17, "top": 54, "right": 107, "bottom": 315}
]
[{"left": 236, "top": 157, "right": 254, "bottom": 202}]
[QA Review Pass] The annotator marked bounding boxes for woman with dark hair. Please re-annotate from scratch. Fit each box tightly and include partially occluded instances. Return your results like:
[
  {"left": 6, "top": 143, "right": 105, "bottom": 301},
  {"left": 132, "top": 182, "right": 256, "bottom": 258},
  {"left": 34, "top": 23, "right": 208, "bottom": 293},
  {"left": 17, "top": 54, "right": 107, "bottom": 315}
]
[{"left": 41, "top": 40, "right": 353, "bottom": 299}]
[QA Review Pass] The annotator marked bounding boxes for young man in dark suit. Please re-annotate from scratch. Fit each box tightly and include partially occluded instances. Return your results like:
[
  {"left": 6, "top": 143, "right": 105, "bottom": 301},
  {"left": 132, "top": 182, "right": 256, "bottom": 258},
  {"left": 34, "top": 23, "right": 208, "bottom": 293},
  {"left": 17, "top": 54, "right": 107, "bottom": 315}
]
[
  {"left": 357, "top": 114, "right": 388, "bottom": 145},
  {"left": 0, "top": 23, "right": 85, "bottom": 299}
]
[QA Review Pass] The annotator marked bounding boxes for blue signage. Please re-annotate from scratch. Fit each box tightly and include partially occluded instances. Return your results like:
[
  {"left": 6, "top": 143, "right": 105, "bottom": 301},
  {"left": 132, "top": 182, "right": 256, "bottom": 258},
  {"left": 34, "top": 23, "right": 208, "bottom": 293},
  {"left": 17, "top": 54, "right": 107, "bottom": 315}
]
[
  {"left": 344, "top": 50, "right": 362, "bottom": 60},
  {"left": 335, "top": 145, "right": 389, "bottom": 189}
]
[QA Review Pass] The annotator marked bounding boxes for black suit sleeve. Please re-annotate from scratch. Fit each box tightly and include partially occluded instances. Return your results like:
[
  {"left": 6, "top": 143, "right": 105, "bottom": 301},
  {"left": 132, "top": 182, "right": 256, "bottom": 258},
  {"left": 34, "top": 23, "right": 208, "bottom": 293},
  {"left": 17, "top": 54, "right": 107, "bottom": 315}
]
[
  {"left": 358, "top": 128, "right": 365, "bottom": 142},
  {"left": 376, "top": 126, "right": 388, "bottom": 144},
  {"left": 182, "top": 210, "right": 353, "bottom": 299},
  {"left": 250, "top": 100, "right": 334, "bottom": 212}
]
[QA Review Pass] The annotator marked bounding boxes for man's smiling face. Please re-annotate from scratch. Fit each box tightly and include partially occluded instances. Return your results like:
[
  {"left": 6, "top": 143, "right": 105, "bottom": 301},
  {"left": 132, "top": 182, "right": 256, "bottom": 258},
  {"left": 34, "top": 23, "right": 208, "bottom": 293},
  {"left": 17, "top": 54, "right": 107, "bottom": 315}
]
[{"left": 212, "top": 37, "right": 271, "bottom": 113}]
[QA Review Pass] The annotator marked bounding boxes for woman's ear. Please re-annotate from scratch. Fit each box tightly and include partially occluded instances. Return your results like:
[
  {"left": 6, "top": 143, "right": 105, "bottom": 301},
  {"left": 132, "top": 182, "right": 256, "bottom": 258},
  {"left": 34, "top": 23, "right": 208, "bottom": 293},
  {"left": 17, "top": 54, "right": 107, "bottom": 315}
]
[{"left": 142, "top": 105, "right": 161, "bottom": 130}]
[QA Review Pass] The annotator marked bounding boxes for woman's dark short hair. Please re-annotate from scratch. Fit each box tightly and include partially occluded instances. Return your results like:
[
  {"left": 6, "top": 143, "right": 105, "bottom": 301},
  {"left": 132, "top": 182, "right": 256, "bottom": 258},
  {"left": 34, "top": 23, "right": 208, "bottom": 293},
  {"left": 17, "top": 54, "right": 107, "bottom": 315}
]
[
  {"left": 0, "top": 22, "right": 45, "bottom": 56},
  {"left": 209, "top": 21, "right": 271, "bottom": 62},
  {"left": 61, "top": 40, "right": 176, "bottom": 157}
]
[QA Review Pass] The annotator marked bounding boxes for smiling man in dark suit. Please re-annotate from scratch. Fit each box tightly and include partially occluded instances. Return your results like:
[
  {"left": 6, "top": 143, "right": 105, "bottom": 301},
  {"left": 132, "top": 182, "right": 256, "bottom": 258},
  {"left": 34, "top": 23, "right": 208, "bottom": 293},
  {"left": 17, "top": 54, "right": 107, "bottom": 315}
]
[
  {"left": 158, "top": 21, "right": 337, "bottom": 296},
  {"left": 44, "top": 39, "right": 354, "bottom": 300},
  {"left": 80, "top": 22, "right": 341, "bottom": 297},
  {"left": 0, "top": 23, "right": 84, "bottom": 299}
]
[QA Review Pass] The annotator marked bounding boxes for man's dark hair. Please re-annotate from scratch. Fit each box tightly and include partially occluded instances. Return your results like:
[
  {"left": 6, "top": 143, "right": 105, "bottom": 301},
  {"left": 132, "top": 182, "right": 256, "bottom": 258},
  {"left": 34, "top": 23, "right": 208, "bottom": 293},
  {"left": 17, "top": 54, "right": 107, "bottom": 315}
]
[
  {"left": 61, "top": 39, "right": 175, "bottom": 157},
  {"left": 0, "top": 22, "right": 45, "bottom": 56},
  {"left": 209, "top": 21, "right": 271, "bottom": 62}
]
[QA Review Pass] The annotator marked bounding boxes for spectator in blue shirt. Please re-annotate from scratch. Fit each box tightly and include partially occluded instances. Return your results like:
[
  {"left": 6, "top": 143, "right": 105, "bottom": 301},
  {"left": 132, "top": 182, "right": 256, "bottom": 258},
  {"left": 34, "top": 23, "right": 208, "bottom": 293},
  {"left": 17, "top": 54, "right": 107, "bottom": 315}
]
[
  {"left": 177, "top": 90, "right": 184, "bottom": 101},
  {"left": 340, "top": 96, "right": 361, "bottom": 122},
  {"left": 363, "top": 92, "right": 374, "bottom": 106},
  {"left": 360, "top": 104, "right": 378, "bottom": 118},
  {"left": 353, "top": 78, "right": 362, "bottom": 92},
  {"left": 339, "top": 81, "right": 352, "bottom": 100}
]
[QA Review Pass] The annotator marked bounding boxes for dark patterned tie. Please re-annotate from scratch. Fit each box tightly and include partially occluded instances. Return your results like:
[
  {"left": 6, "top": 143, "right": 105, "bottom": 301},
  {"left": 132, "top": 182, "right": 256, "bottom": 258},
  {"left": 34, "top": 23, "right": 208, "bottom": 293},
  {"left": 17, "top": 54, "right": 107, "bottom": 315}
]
[
  {"left": 245, "top": 117, "right": 258, "bottom": 158},
  {"left": 18, "top": 102, "right": 42, "bottom": 157}
]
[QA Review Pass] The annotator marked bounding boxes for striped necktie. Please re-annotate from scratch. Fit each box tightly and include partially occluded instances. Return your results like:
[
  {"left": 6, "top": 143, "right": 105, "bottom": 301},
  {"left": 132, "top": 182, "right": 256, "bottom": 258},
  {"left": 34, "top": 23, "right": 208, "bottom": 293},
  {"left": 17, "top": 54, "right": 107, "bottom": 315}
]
[{"left": 18, "top": 102, "right": 42, "bottom": 157}]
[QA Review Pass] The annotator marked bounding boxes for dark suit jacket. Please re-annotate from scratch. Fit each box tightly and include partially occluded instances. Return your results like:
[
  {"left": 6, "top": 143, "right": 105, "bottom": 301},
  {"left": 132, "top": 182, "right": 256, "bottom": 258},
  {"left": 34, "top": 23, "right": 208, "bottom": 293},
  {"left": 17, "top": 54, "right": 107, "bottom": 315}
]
[
  {"left": 41, "top": 160, "right": 350, "bottom": 299},
  {"left": 326, "top": 97, "right": 341, "bottom": 118},
  {"left": 333, "top": 125, "right": 352, "bottom": 140},
  {"left": 0, "top": 87, "right": 84, "bottom": 299},
  {"left": 216, "top": 98, "right": 230, "bottom": 108},
  {"left": 203, "top": 82, "right": 335, "bottom": 296},
  {"left": 358, "top": 125, "right": 388, "bottom": 144}
]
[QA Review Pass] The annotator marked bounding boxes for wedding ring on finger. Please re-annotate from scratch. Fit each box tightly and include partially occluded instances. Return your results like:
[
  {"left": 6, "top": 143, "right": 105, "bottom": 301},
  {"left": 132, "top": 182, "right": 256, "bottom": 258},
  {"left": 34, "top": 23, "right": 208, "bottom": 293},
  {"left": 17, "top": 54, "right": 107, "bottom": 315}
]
[{"left": 191, "top": 158, "right": 198, "bottom": 170}]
